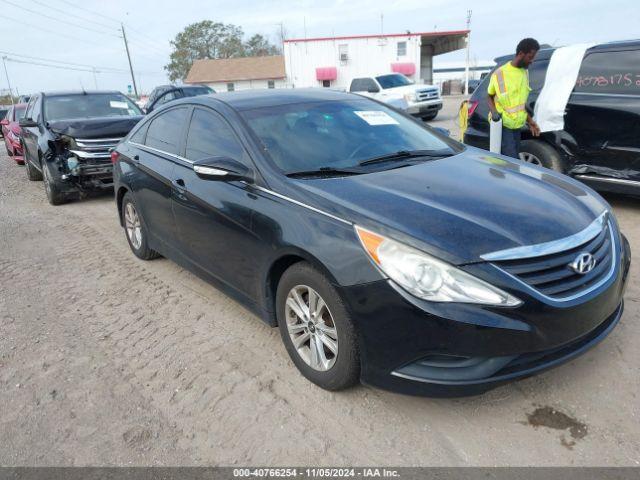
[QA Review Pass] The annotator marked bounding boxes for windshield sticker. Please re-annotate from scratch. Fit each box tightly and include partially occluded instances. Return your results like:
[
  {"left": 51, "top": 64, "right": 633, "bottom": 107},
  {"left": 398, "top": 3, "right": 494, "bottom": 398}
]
[
  {"left": 110, "top": 101, "right": 129, "bottom": 109},
  {"left": 354, "top": 110, "right": 399, "bottom": 126}
]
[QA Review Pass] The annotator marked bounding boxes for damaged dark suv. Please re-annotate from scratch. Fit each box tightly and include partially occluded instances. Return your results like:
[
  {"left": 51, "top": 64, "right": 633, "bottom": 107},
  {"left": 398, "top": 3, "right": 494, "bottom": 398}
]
[
  {"left": 463, "top": 40, "right": 640, "bottom": 195},
  {"left": 20, "top": 90, "right": 143, "bottom": 205}
]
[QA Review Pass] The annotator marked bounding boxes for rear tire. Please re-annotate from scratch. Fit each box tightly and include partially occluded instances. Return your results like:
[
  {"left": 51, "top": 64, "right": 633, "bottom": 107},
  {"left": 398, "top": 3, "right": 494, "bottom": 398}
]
[
  {"left": 519, "top": 140, "right": 565, "bottom": 173},
  {"left": 6, "top": 143, "right": 13, "bottom": 156},
  {"left": 276, "top": 262, "right": 360, "bottom": 391},
  {"left": 122, "top": 192, "right": 160, "bottom": 260}
]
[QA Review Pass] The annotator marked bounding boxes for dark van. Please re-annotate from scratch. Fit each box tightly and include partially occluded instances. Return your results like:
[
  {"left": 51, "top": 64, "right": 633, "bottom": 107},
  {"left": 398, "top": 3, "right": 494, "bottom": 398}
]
[{"left": 463, "top": 40, "right": 640, "bottom": 195}]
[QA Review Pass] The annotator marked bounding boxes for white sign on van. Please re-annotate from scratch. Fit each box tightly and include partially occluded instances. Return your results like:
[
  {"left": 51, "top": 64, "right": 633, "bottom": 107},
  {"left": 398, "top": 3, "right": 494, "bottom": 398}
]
[
  {"left": 110, "top": 101, "right": 129, "bottom": 109},
  {"left": 354, "top": 110, "right": 399, "bottom": 126}
]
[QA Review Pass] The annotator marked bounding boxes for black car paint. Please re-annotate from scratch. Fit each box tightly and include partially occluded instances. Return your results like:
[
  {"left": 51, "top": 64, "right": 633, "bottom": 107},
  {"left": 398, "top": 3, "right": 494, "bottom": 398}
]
[
  {"left": 144, "top": 85, "right": 215, "bottom": 113},
  {"left": 113, "top": 90, "right": 629, "bottom": 396},
  {"left": 20, "top": 91, "right": 144, "bottom": 196},
  {"left": 464, "top": 40, "right": 640, "bottom": 195}
]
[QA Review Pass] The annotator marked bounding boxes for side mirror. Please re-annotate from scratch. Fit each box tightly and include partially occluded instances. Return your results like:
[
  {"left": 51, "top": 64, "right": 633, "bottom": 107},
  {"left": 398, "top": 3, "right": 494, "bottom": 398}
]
[
  {"left": 0, "top": 118, "right": 8, "bottom": 126},
  {"left": 19, "top": 118, "right": 37, "bottom": 128},
  {"left": 193, "top": 156, "right": 253, "bottom": 182},
  {"left": 367, "top": 86, "right": 380, "bottom": 93}
]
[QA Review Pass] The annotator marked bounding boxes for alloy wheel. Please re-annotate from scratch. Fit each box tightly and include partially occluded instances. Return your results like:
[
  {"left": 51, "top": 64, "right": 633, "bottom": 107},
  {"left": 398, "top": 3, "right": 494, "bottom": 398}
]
[
  {"left": 285, "top": 285, "right": 338, "bottom": 371},
  {"left": 519, "top": 152, "right": 542, "bottom": 166},
  {"left": 124, "top": 202, "right": 143, "bottom": 250}
]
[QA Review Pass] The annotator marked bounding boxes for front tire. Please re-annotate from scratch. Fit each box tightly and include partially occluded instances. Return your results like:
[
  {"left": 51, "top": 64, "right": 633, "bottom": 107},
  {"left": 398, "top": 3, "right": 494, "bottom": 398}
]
[
  {"left": 276, "top": 262, "right": 360, "bottom": 391},
  {"left": 42, "top": 163, "right": 67, "bottom": 205},
  {"left": 519, "top": 140, "right": 565, "bottom": 172},
  {"left": 24, "top": 148, "right": 43, "bottom": 181},
  {"left": 122, "top": 192, "right": 160, "bottom": 260},
  {"left": 421, "top": 111, "right": 438, "bottom": 121}
]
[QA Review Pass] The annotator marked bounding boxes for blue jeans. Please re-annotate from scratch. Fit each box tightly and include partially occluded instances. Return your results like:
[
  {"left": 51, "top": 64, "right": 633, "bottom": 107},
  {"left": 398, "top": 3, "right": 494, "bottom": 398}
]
[{"left": 501, "top": 127, "right": 521, "bottom": 159}]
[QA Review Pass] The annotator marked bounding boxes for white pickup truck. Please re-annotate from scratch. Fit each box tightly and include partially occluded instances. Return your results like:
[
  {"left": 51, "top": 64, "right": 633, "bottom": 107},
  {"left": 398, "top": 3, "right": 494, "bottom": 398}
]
[{"left": 349, "top": 73, "right": 443, "bottom": 121}]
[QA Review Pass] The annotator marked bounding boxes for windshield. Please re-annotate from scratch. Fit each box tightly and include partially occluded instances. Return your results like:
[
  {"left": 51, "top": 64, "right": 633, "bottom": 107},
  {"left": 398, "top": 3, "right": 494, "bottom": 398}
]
[
  {"left": 14, "top": 106, "right": 26, "bottom": 121},
  {"left": 375, "top": 74, "right": 413, "bottom": 89},
  {"left": 182, "top": 86, "right": 214, "bottom": 97},
  {"left": 44, "top": 93, "right": 142, "bottom": 121},
  {"left": 240, "top": 99, "right": 458, "bottom": 173}
]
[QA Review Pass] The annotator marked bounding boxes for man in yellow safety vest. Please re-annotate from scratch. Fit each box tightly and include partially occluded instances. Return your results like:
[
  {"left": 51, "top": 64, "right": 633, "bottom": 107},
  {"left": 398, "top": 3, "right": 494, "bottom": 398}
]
[{"left": 488, "top": 38, "right": 541, "bottom": 158}]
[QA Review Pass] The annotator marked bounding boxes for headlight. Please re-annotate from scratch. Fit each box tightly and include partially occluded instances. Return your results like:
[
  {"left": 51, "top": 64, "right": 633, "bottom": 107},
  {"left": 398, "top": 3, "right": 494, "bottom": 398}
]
[
  {"left": 403, "top": 92, "right": 416, "bottom": 103},
  {"left": 355, "top": 226, "right": 522, "bottom": 306}
]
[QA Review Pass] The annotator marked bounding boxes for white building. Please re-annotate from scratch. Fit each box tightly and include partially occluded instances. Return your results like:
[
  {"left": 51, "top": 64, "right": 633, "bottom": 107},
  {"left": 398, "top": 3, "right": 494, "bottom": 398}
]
[
  {"left": 185, "top": 56, "right": 286, "bottom": 91},
  {"left": 283, "top": 30, "right": 469, "bottom": 90}
]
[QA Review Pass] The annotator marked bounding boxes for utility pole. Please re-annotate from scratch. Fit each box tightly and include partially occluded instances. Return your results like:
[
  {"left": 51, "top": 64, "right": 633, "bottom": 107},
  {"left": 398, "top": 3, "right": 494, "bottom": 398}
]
[
  {"left": 2, "top": 56, "right": 14, "bottom": 104},
  {"left": 464, "top": 10, "right": 472, "bottom": 96},
  {"left": 92, "top": 67, "right": 98, "bottom": 90},
  {"left": 121, "top": 23, "right": 138, "bottom": 98}
]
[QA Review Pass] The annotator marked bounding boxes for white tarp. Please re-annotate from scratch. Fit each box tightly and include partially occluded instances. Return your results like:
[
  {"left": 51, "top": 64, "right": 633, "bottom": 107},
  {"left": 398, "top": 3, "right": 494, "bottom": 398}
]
[{"left": 534, "top": 43, "right": 595, "bottom": 132}]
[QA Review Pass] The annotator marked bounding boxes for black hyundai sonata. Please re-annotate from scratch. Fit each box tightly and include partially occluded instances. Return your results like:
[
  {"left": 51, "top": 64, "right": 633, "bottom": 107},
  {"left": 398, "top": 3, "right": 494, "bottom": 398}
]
[{"left": 112, "top": 89, "right": 630, "bottom": 396}]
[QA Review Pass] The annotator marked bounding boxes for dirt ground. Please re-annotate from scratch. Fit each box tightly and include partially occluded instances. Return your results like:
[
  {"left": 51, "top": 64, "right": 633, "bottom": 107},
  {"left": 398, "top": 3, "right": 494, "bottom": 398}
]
[{"left": 1, "top": 99, "right": 639, "bottom": 466}]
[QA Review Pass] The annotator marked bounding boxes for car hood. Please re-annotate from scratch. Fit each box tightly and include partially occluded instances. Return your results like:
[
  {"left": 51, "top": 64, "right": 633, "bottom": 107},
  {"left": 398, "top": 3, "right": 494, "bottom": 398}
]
[
  {"left": 290, "top": 149, "right": 607, "bottom": 265},
  {"left": 48, "top": 116, "right": 144, "bottom": 138}
]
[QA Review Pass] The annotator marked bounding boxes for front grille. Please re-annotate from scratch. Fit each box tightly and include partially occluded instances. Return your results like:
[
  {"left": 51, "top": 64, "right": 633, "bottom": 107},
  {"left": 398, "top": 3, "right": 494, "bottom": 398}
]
[
  {"left": 73, "top": 137, "right": 123, "bottom": 160},
  {"left": 416, "top": 89, "right": 439, "bottom": 101},
  {"left": 493, "top": 222, "right": 614, "bottom": 299}
]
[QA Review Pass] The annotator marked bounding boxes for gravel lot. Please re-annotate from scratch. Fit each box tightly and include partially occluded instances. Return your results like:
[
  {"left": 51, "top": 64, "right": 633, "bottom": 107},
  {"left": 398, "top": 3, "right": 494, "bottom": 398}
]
[{"left": 1, "top": 98, "right": 639, "bottom": 466}]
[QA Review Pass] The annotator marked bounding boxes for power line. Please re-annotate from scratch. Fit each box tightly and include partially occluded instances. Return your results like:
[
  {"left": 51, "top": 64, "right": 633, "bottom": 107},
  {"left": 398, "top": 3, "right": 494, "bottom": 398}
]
[
  {"left": 0, "top": 13, "right": 108, "bottom": 47},
  {"left": 28, "top": 0, "right": 117, "bottom": 31},
  {"left": 0, "top": 50, "right": 129, "bottom": 73},
  {"left": 1, "top": 0, "right": 121, "bottom": 38},
  {"left": 48, "top": 0, "right": 170, "bottom": 50},
  {"left": 51, "top": 0, "right": 123, "bottom": 25},
  {"left": 4, "top": 55, "right": 166, "bottom": 77}
]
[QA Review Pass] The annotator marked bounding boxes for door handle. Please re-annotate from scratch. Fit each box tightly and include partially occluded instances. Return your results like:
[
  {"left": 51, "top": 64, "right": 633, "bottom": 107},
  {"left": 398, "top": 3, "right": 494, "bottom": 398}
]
[{"left": 172, "top": 178, "right": 186, "bottom": 192}]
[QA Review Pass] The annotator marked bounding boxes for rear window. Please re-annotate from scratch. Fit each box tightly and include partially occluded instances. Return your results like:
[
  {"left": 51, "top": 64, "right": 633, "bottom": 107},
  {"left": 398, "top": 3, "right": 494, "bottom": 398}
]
[
  {"left": 44, "top": 93, "right": 142, "bottom": 121},
  {"left": 181, "top": 86, "right": 214, "bottom": 97},
  {"left": 575, "top": 49, "right": 640, "bottom": 95}
]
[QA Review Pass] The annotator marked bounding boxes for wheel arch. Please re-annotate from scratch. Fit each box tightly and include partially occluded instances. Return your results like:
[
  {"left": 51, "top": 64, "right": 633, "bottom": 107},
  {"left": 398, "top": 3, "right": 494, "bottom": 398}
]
[
  {"left": 263, "top": 248, "right": 342, "bottom": 327},
  {"left": 116, "top": 186, "right": 130, "bottom": 227}
]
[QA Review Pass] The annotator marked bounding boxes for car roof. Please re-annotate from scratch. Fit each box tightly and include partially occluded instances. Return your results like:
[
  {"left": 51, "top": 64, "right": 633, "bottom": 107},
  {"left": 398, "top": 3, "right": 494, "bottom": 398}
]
[
  {"left": 188, "top": 88, "right": 363, "bottom": 111},
  {"left": 38, "top": 90, "right": 125, "bottom": 97},
  {"left": 494, "top": 39, "right": 640, "bottom": 64}
]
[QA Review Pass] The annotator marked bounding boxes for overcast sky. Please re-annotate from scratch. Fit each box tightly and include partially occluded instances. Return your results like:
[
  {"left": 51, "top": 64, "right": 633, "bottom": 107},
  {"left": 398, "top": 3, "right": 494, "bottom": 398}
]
[{"left": 0, "top": 0, "right": 637, "bottom": 96}]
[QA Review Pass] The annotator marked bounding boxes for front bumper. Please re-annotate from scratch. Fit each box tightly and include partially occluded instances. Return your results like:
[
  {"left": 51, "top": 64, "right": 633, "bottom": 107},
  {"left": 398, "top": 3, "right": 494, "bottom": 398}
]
[
  {"left": 407, "top": 99, "right": 443, "bottom": 116},
  {"left": 340, "top": 234, "right": 631, "bottom": 397}
]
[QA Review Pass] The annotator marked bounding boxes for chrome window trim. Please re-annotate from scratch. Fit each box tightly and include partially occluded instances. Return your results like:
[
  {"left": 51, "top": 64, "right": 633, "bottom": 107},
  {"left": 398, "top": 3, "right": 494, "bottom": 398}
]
[
  {"left": 575, "top": 175, "right": 640, "bottom": 186},
  {"left": 128, "top": 141, "right": 192, "bottom": 163},
  {"left": 128, "top": 140, "right": 351, "bottom": 225},
  {"left": 490, "top": 221, "right": 618, "bottom": 303},
  {"left": 481, "top": 211, "right": 608, "bottom": 261}
]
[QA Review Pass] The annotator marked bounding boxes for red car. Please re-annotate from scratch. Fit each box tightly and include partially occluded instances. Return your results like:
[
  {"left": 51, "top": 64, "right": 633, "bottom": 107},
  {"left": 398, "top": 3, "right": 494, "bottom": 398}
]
[{"left": 1, "top": 103, "right": 27, "bottom": 164}]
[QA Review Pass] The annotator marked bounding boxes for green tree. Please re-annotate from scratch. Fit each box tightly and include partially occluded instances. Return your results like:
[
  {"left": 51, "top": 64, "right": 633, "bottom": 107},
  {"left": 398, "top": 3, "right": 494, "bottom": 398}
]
[
  {"left": 244, "top": 34, "right": 280, "bottom": 57},
  {"left": 165, "top": 21, "right": 246, "bottom": 82},
  {"left": 165, "top": 21, "right": 281, "bottom": 82}
]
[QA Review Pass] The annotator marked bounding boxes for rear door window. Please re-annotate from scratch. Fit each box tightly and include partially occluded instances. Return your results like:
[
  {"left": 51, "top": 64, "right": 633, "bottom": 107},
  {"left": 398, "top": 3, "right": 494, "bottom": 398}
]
[
  {"left": 144, "top": 107, "right": 189, "bottom": 155},
  {"left": 575, "top": 49, "right": 640, "bottom": 95}
]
